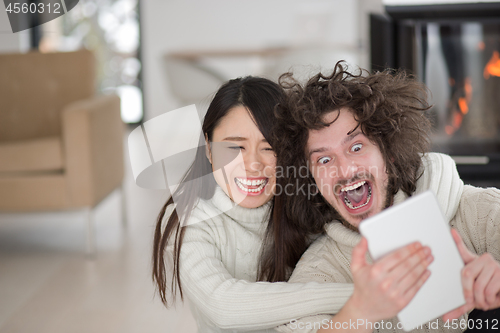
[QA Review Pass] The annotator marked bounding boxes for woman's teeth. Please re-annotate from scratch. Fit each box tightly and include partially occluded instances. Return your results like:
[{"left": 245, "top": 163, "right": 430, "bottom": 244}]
[
  {"left": 236, "top": 178, "right": 266, "bottom": 186},
  {"left": 235, "top": 178, "right": 267, "bottom": 192}
]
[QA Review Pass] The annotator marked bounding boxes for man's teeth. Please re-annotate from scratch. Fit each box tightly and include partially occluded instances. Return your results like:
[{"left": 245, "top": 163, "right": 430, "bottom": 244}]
[
  {"left": 340, "top": 180, "right": 366, "bottom": 192},
  {"left": 344, "top": 185, "right": 371, "bottom": 209},
  {"left": 235, "top": 178, "right": 267, "bottom": 192}
]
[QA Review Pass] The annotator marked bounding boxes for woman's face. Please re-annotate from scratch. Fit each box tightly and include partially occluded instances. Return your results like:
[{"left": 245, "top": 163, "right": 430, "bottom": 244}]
[{"left": 208, "top": 106, "right": 276, "bottom": 209}]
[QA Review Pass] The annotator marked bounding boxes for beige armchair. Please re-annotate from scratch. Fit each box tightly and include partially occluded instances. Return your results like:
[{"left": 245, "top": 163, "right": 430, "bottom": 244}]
[{"left": 0, "top": 50, "right": 125, "bottom": 255}]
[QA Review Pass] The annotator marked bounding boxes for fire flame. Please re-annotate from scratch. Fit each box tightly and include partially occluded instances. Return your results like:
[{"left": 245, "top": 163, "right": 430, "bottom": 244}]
[
  {"left": 458, "top": 97, "right": 468, "bottom": 114},
  {"left": 446, "top": 77, "right": 472, "bottom": 135},
  {"left": 445, "top": 125, "right": 454, "bottom": 135},
  {"left": 484, "top": 51, "right": 500, "bottom": 79},
  {"left": 458, "top": 77, "right": 473, "bottom": 115},
  {"left": 444, "top": 49, "right": 500, "bottom": 136}
]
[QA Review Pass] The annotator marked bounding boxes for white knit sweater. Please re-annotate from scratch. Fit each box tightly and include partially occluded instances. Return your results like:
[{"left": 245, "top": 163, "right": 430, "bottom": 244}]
[
  {"left": 170, "top": 186, "right": 353, "bottom": 332},
  {"left": 276, "top": 153, "right": 500, "bottom": 333}
]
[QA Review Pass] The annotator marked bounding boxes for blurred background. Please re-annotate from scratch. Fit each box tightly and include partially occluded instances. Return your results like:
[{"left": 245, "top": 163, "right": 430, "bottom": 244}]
[{"left": 0, "top": 0, "right": 499, "bottom": 332}]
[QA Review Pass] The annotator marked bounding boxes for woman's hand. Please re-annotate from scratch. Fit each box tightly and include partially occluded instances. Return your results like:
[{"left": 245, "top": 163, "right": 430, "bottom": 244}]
[{"left": 345, "top": 238, "right": 433, "bottom": 323}]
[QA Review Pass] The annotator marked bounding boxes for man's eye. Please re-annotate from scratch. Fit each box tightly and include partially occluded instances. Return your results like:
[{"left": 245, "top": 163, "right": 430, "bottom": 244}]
[
  {"left": 351, "top": 143, "right": 363, "bottom": 152},
  {"left": 317, "top": 157, "right": 332, "bottom": 164},
  {"left": 228, "top": 146, "right": 243, "bottom": 150}
]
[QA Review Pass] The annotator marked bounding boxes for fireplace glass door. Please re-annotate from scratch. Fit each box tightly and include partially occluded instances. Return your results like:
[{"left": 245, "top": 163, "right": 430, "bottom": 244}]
[{"left": 413, "top": 20, "right": 500, "bottom": 158}]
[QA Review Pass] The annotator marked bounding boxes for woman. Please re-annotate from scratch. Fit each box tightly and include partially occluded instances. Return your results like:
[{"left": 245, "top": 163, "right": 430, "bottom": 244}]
[{"left": 152, "top": 76, "right": 354, "bottom": 332}]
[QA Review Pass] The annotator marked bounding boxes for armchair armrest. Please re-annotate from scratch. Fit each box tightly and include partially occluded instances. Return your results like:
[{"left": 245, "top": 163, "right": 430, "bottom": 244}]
[{"left": 62, "top": 94, "right": 124, "bottom": 207}]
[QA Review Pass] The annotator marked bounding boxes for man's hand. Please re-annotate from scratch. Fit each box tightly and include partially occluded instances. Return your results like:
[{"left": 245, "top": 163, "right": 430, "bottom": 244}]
[
  {"left": 345, "top": 238, "right": 433, "bottom": 322},
  {"left": 443, "top": 229, "right": 500, "bottom": 321}
]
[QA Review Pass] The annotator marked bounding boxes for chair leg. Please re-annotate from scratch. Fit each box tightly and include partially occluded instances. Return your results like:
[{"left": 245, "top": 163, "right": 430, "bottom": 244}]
[
  {"left": 121, "top": 184, "right": 128, "bottom": 228},
  {"left": 86, "top": 207, "right": 96, "bottom": 258}
]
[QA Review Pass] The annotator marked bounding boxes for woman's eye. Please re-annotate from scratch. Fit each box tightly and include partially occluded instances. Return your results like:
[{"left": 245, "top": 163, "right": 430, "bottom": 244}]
[
  {"left": 228, "top": 146, "right": 244, "bottom": 150},
  {"left": 263, "top": 147, "right": 274, "bottom": 152},
  {"left": 351, "top": 143, "right": 363, "bottom": 153},
  {"left": 317, "top": 156, "right": 332, "bottom": 165}
]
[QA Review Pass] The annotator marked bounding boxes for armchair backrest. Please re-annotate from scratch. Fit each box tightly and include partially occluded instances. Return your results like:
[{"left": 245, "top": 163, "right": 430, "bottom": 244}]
[{"left": 0, "top": 50, "right": 95, "bottom": 142}]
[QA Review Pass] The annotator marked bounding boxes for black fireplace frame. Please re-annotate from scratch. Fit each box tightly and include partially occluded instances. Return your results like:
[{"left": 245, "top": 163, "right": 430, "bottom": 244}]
[{"left": 370, "top": 2, "right": 500, "bottom": 184}]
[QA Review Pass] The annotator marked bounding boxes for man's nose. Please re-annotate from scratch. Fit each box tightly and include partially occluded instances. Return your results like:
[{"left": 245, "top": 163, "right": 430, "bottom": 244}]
[{"left": 337, "top": 155, "right": 358, "bottom": 180}]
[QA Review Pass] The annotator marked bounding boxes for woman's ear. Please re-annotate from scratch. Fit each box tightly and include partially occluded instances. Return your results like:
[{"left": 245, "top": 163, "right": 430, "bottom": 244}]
[{"left": 205, "top": 134, "right": 212, "bottom": 164}]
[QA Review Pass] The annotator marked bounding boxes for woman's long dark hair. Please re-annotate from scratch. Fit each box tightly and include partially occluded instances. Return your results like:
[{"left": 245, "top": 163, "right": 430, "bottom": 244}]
[{"left": 152, "top": 76, "right": 284, "bottom": 306}]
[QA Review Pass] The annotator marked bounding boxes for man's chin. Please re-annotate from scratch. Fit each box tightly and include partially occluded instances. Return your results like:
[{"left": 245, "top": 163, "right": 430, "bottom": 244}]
[{"left": 338, "top": 209, "right": 375, "bottom": 232}]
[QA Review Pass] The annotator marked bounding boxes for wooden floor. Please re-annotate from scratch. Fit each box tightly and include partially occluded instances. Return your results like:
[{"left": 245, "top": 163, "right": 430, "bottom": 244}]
[{"left": 0, "top": 136, "right": 198, "bottom": 333}]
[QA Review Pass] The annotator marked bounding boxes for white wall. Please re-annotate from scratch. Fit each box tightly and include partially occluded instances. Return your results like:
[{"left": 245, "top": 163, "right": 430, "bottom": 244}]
[{"left": 141, "top": 0, "right": 383, "bottom": 120}]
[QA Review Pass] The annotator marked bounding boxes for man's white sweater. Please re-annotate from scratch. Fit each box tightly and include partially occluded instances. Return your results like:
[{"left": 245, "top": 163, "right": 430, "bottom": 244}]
[{"left": 277, "top": 153, "right": 500, "bottom": 333}]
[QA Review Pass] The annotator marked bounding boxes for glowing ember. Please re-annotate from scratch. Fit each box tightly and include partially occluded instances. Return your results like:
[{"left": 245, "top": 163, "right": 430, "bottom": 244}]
[
  {"left": 484, "top": 51, "right": 500, "bottom": 79},
  {"left": 446, "top": 76, "right": 473, "bottom": 136},
  {"left": 445, "top": 125, "right": 454, "bottom": 135},
  {"left": 453, "top": 112, "right": 463, "bottom": 128},
  {"left": 464, "top": 77, "right": 472, "bottom": 99},
  {"left": 458, "top": 97, "right": 469, "bottom": 114}
]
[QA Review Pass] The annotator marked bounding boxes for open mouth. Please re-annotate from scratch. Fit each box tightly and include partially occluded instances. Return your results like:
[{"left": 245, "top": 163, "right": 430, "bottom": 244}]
[
  {"left": 234, "top": 177, "right": 268, "bottom": 194},
  {"left": 340, "top": 180, "right": 372, "bottom": 210}
]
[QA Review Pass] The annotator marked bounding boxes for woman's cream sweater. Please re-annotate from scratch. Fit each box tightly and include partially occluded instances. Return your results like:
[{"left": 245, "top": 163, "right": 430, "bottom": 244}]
[{"left": 169, "top": 187, "right": 353, "bottom": 333}]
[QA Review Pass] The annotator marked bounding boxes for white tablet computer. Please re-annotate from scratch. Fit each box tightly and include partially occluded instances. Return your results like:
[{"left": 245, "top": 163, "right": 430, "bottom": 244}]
[{"left": 359, "top": 190, "right": 465, "bottom": 331}]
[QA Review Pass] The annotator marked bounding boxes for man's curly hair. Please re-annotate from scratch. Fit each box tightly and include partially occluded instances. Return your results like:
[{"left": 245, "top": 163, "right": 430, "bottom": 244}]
[{"left": 259, "top": 61, "right": 432, "bottom": 282}]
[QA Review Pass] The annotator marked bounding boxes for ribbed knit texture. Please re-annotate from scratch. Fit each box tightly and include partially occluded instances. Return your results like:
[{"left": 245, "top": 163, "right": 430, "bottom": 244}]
[
  {"left": 277, "top": 153, "right": 500, "bottom": 333},
  {"left": 172, "top": 186, "right": 353, "bottom": 333}
]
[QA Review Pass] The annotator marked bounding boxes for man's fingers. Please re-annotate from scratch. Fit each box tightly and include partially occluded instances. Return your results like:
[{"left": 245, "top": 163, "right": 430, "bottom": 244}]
[
  {"left": 472, "top": 257, "right": 496, "bottom": 310},
  {"left": 401, "top": 269, "right": 431, "bottom": 305},
  {"left": 377, "top": 242, "right": 423, "bottom": 272},
  {"left": 396, "top": 248, "right": 433, "bottom": 290},
  {"left": 351, "top": 237, "right": 368, "bottom": 272},
  {"left": 485, "top": 270, "right": 500, "bottom": 308},
  {"left": 462, "top": 259, "right": 485, "bottom": 309},
  {"left": 451, "top": 229, "right": 476, "bottom": 264},
  {"left": 442, "top": 302, "right": 474, "bottom": 322}
]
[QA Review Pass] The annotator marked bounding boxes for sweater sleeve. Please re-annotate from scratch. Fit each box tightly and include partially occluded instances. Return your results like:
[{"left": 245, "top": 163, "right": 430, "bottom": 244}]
[
  {"left": 449, "top": 185, "right": 500, "bottom": 262},
  {"left": 176, "top": 216, "right": 353, "bottom": 331},
  {"left": 275, "top": 235, "right": 354, "bottom": 333}
]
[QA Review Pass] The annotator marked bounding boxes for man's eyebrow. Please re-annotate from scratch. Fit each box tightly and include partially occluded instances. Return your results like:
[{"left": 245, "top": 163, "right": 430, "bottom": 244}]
[
  {"left": 342, "top": 130, "right": 362, "bottom": 145},
  {"left": 308, "top": 130, "right": 363, "bottom": 158},
  {"left": 308, "top": 147, "right": 329, "bottom": 159},
  {"left": 222, "top": 136, "right": 247, "bottom": 141}
]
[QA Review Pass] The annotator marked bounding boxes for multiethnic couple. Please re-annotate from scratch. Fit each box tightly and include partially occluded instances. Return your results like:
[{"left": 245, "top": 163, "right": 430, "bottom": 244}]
[{"left": 152, "top": 61, "right": 500, "bottom": 333}]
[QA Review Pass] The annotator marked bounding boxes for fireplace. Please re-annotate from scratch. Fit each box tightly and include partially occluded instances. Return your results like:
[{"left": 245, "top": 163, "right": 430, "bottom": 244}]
[{"left": 370, "top": 2, "right": 500, "bottom": 184}]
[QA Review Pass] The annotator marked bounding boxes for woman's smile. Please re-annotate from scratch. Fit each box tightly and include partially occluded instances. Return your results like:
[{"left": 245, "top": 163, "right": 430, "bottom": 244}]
[
  {"left": 234, "top": 177, "right": 269, "bottom": 195},
  {"left": 209, "top": 106, "right": 277, "bottom": 208}
]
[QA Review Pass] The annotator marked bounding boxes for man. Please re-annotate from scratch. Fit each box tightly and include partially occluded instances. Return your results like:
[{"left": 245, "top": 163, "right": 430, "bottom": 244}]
[{"left": 272, "top": 62, "right": 500, "bottom": 332}]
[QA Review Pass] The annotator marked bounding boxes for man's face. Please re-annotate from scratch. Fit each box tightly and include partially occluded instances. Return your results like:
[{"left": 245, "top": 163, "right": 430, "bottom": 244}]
[{"left": 307, "top": 109, "right": 390, "bottom": 229}]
